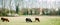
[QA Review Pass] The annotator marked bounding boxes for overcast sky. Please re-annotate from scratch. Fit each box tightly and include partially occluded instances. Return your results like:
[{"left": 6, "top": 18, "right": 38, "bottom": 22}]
[{"left": 0, "top": 0, "right": 60, "bottom": 9}]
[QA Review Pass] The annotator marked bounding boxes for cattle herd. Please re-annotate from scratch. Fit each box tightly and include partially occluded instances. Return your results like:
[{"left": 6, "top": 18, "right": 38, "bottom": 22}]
[{"left": 0, "top": 17, "right": 40, "bottom": 22}]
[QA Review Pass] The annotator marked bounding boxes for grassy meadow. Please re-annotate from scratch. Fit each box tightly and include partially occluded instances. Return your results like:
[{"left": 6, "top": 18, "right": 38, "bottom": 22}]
[{"left": 0, "top": 16, "right": 60, "bottom": 25}]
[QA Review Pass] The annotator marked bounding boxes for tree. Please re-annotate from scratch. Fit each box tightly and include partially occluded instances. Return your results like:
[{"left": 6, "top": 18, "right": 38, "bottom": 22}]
[
  {"left": 16, "top": 4, "right": 19, "bottom": 14},
  {"left": 30, "top": 9, "right": 32, "bottom": 15},
  {"left": 0, "top": 8, "right": 9, "bottom": 16}
]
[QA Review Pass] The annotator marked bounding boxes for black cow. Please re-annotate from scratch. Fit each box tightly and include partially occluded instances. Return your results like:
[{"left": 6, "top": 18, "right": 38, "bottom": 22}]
[
  {"left": 35, "top": 18, "right": 40, "bottom": 22},
  {"left": 25, "top": 18, "right": 32, "bottom": 22},
  {"left": 1, "top": 17, "right": 9, "bottom": 22}
]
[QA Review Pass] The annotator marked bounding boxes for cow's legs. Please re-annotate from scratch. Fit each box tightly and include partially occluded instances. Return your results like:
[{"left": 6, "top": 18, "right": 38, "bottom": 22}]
[
  {"left": 38, "top": 20, "right": 40, "bottom": 22},
  {"left": 2, "top": 20, "right": 5, "bottom": 22}
]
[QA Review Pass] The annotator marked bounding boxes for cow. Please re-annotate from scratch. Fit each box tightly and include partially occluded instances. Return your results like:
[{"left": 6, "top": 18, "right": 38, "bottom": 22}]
[
  {"left": 35, "top": 17, "right": 40, "bottom": 22},
  {"left": 1, "top": 17, "right": 9, "bottom": 22},
  {"left": 25, "top": 18, "right": 32, "bottom": 22}
]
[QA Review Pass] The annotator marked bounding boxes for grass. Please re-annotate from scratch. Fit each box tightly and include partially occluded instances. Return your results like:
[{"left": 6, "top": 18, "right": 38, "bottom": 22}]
[{"left": 0, "top": 16, "right": 60, "bottom": 25}]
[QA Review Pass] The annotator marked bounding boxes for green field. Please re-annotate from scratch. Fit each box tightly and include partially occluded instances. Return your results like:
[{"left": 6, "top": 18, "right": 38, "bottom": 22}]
[{"left": 0, "top": 16, "right": 60, "bottom": 25}]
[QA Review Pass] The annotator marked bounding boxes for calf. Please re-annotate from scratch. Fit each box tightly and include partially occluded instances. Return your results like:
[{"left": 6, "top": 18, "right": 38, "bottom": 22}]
[
  {"left": 25, "top": 18, "right": 32, "bottom": 22},
  {"left": 1, "top": 17, "right": 9, "bottom": 22},
  {"left": 35, "top": 17, "right": 40, "bottom": 22}
]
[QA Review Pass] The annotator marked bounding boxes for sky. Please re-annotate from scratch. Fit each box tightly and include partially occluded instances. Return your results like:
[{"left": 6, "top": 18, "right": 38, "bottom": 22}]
[{"left": 0, "top": 0, "right": 60, "bottom": 10}]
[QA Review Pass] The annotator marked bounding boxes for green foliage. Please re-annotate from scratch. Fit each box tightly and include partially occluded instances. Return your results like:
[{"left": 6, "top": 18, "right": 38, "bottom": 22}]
[
  {"left": 0, "top": 8, "right": 16, "bottom": 16},
  {"left": 23, "top": 10, "right": 28, "bottom": 15},
  {"left": 16, "top": 5, "right": 19, "bottom": 14}
]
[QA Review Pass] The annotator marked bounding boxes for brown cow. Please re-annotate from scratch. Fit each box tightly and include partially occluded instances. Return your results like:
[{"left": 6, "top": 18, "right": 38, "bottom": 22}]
[
  {"left": 1, "top": 17, "right": 9, "bottom": 22},
  {"left": 35, "top": 17, "right": 40, "bottom": 22}
]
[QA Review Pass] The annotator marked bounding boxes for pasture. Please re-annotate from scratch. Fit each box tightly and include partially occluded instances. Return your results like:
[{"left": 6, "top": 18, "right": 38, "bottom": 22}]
[{"left": 0, "top": 16, "right": 60, "bottom": 25}]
